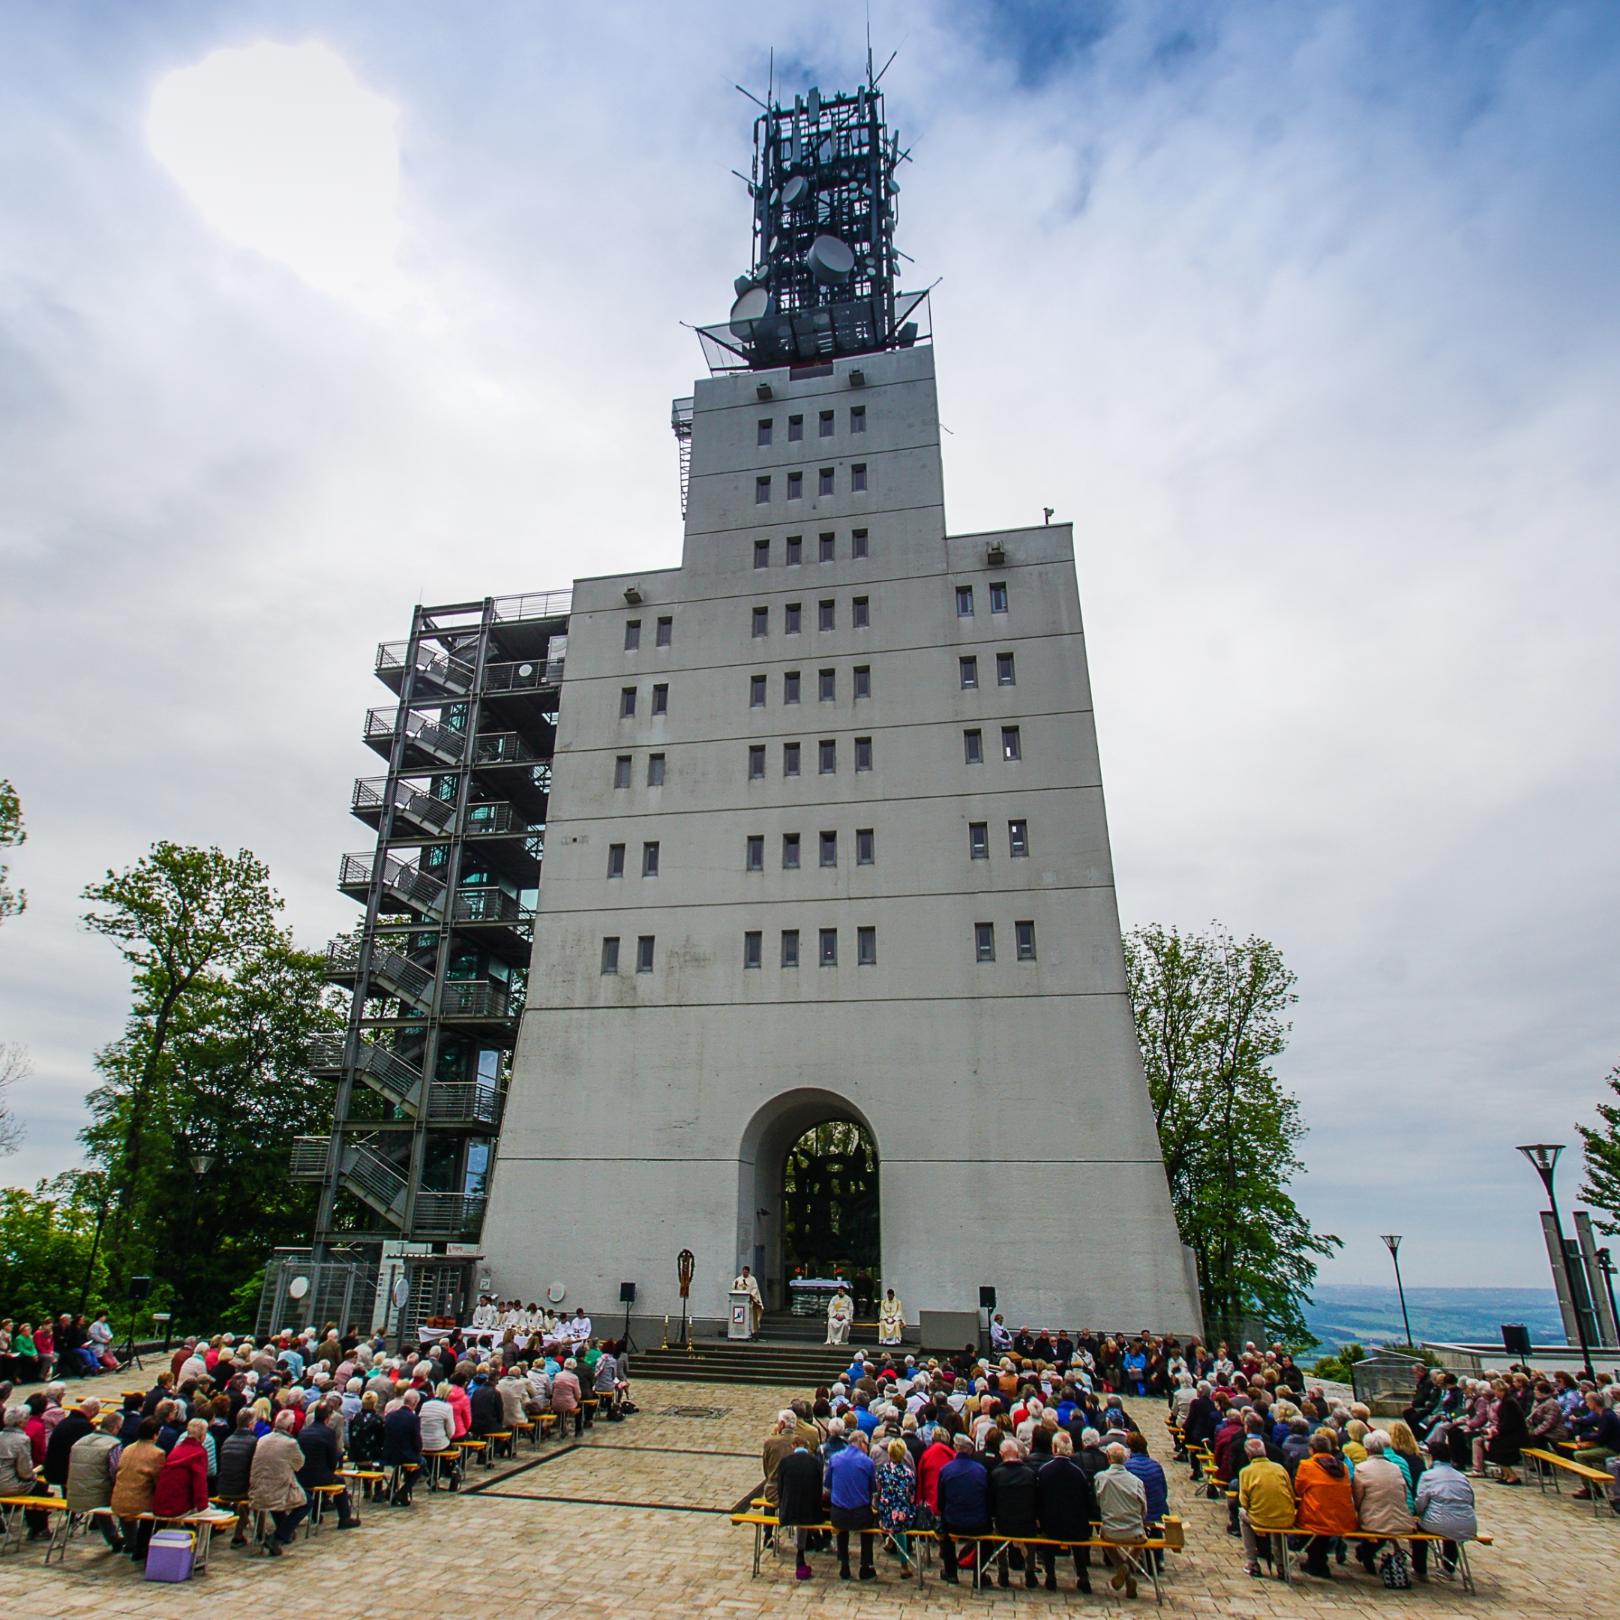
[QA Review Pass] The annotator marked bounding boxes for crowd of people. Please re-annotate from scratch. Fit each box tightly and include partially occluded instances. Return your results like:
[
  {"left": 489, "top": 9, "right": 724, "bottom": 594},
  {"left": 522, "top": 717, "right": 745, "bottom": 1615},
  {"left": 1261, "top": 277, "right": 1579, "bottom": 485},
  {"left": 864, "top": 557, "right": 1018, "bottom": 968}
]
[
  {"left": 0, "top": 1318, "right": 634, "bottom": 1562},
  {"left": 0, "top": 1313, "right": 124, "bottom": 1381}
]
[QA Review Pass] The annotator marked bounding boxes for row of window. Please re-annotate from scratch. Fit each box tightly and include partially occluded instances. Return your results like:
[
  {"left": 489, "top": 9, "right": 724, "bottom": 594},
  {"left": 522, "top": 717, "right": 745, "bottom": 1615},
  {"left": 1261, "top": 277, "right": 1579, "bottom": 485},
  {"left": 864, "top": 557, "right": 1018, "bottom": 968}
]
[
  {"left": 751, "top": 596, "right": 869, "bottom": 637},
  {"left": 606, "top": 841, "right": 659, "bottom": 878},
  {"left": 747, "top": 827, "right": 876, "bottom": 870},
  {"left": 748, "top": 736, "right": 873, "bottom": 779},
  {"left": 960, "top": 652, "right": 1016, "bottom": 688},
  {"left": 623, "top": 615, "right": 673, "bottom": 652},
  {"left": 957, "top": 582, "right": 1010, "bottom": 615},
  {"left": 613, "top": 753, "right": 666, "bottom": 788},
  {"left": 756, "top": 464, "right": 868, "bottom": 504},
  {"left": 599, "top": 921, "right": 1038, "bottom": 974},
  {"left": 619, "top": 683, "right": 668, "bottom": 718},
  {"left": 752, "top": 666, "right": 872, "bottom": 706},
  {"left": 754, "top": 528, "right": 870, "bottom": 568},
  {"left": 757, "top": 406, "right": 866, "bottom": 447}
]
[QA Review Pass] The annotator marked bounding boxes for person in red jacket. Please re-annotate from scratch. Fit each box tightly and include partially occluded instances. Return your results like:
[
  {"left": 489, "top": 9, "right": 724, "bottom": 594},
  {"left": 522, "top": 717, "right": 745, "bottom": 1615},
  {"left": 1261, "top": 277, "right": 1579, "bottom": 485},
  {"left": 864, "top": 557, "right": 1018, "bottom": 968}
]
[
  {"left": 1292, "top": 1431, "right": 1357, "bottom": 1580},
  {"left": 150, "top": 1418, "right": 211, "bottom": 1518},
  {"left": 916, "top": 1427, "right": 955, "bottom": 1520}
]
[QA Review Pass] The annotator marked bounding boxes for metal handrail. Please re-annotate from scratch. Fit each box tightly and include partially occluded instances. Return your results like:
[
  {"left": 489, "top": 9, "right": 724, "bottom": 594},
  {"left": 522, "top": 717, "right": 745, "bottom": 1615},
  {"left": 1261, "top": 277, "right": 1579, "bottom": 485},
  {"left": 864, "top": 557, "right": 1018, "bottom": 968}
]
[
  {"left": 426, "top": 1082, "right": 505, "bottom": 1126},
  {"left": 338, "top": 851, "right": 447, "bottom": 917},
  {"left": 463, "top": 802, "right": 534, "bottom": 838},
  {"left": 375, "top": 641, "right": 475, "bottom": 693},
  {"left": 452, "top": 889, "right": 534, "bottom": 927},
  {"left": 290, "top": 1136, "right": 333, "bottom": 1178},
  {"left": 308, "top": 1033, "right": 347, "bottom": 1072},
  {"left": 354, "top": 1040, "right": 423, "bottom": 1102},
  {"left": 491, "top": 589, "right": 571, "bottom": 623},
  {"left": 441, "top": 979, "right": 510, "bottom": 1019},
  {"left": 341, "top": 1143, "right": 409, "bottom": 1212},
  {"left": 412, "top": 1192, "right": 487, "bottom": 1237},
  {"left": 483, "top": 658, "right": 566, "bottom": 694},
  {"left": 364, "top": 709, "right": 467, "bottom": 763},
  {"left": 367, "top": 949, "right": 436, "bottom": 1008},
  {"left": 352, "top": 777, "right": 456, "bottom": 833},
  {"left": 472, "top": 731, "right": 543, "bottom": 766}
]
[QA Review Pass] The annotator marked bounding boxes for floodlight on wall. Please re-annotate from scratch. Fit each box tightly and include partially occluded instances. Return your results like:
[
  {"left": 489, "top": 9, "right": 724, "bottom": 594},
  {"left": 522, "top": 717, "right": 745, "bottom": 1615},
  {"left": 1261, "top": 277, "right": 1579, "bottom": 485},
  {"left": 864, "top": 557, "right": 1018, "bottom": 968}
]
[
  {"left": 986, "top": 542, "right": 1006, "bottom": 566},
  {"left": 623, "top": 585, "right": 642, "bottom": 604},
  {"left": 849, "top": 367, "right": 865, "bottom": 387},
  {"left": 756, "top": 380, "right": 773, "bottom": 400}
]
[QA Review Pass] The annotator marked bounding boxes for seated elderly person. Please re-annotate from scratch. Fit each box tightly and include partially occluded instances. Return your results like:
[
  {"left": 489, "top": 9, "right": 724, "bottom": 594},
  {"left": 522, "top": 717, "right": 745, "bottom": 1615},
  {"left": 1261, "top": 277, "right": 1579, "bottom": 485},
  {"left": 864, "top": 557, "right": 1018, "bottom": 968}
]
[
  {"left": 1351, "top": 1431, "right": 1416, "bottom": 1573},
  {"left": 1236, "top": 1436, "right": 1294, "bottom": 1578},
  {"left": 297, "top": 1397, "right": 360, "bottom": 1528}
]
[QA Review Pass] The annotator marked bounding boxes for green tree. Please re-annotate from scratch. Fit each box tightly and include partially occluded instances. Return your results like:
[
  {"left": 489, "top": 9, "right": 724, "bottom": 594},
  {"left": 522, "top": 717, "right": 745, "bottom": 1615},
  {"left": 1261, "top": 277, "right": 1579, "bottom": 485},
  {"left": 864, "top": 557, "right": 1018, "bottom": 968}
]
[
  {"left": 0, "top": 777, "right": 23, "bottom": 924},
  {"left": 0, "top": 1174, "right": 108, "bottom": 1324},
  {"left": 1577, "top": 1059, "right": 1620, "bottom": 1234},
  {"left": 81, "top": 843, "right": 284, "bottom": 1284},
  {"left": 1124, "top": 921, "right": 1340, "bottom": 1344}
]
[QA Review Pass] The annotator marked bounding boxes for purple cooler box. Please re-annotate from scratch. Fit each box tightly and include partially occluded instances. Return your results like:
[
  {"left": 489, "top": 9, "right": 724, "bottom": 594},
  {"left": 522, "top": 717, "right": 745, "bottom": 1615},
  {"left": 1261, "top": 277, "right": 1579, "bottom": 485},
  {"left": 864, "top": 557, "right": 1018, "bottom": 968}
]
[{"left": 145, "top": 1528, "right": 196, "bottom": 1582}]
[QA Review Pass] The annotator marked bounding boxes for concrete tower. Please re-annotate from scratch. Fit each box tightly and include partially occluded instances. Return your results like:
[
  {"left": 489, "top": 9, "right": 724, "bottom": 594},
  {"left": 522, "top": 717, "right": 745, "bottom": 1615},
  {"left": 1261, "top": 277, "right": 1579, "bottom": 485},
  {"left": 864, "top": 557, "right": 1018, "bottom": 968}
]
[{"left": 480, "top": 79, "right": 1200, "bottom": 1339}]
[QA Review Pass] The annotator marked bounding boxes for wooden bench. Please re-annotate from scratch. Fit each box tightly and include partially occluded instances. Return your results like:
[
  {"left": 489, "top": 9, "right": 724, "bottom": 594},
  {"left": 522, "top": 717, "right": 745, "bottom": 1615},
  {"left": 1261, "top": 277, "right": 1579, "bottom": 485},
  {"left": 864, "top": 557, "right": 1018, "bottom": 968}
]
[
  {"left": 0, "top": 1495, "right": 71, "bottom": 1558},
  {"left": 457, "top": 1437, "right": 490, "bottom": 1470},
  {"left": 510, "top": 1419, "right": 539, "bottom": 1451},
  {"left": 387, "top": 1461, "right": 420, "bottom": 1504},
  {"left": 423, "top": 1448, "right": 461, "bottom": 1489},
  {"left": 1522, "top": 1447, "right": 1614, "bottom": 1517},
  {"left": 483, "top": 1429, "right": 515, "bottom": 1461},
  {"left": 304, "top": 1483, "right": 350, "bottom": 1536}
]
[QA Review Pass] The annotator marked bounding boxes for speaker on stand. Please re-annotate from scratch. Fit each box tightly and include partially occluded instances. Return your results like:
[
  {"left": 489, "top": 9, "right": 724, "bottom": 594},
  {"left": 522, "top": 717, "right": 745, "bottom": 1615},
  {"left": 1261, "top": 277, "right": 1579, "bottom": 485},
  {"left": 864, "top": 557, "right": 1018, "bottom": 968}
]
[
  {"left": 119, "top": 1276, "right": 152, "bottom": 1371},
  {"left": 619, "top": 1281, "right": 638, "bottom": 1353},
  {"left": 978, "top": 1285, "right": 997, "bottom": 1355}
]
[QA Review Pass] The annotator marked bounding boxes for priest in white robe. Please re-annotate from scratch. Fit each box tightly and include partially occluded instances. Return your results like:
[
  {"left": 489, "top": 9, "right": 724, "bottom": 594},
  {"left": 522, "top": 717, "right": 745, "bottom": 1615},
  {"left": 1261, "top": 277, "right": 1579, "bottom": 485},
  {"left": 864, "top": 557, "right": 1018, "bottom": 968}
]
[
  {"left": 731, "top": 1266, "right": 765, "bottom": 1338},
  {"left": 878, "top": 1288, "right": 904, "bottom": 1346},
  {"left": 825, "top": 1287, "right": 854, "bottom": 1345}
]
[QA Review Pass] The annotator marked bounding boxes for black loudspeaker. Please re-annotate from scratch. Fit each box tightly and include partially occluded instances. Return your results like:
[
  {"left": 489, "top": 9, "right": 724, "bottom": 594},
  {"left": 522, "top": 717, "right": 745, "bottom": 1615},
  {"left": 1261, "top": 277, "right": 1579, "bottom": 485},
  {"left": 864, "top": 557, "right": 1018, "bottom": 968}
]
[
  {"left": 129, "top": 1275, "right": 152, "bottom": 1302},
  {"left": 1501, "top": 1323, "right": 1532, "bottom": 1359},
  {"left": 979, "top": 1285, "right": 997, "bottom": 1310},
  {"left": 619, "top": 1282, "right": 636, "bottom": 1304}
]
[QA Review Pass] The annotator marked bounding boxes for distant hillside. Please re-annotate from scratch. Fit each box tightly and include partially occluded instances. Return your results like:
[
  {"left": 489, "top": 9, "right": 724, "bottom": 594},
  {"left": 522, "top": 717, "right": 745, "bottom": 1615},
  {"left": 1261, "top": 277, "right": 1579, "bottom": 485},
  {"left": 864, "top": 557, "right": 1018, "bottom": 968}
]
[{"left": 1300, "top": 1283, "right": 1565, "bottom": 1358}]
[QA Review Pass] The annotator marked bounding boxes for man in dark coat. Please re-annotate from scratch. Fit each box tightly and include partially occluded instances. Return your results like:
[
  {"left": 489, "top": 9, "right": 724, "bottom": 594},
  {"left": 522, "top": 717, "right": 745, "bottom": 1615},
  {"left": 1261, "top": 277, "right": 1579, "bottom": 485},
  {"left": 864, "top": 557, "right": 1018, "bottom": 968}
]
[
  {"left": 775, "top": 1437, "right": 824, "bottom": 1581},
  {"left": 469, "top": 1381, "right": 505, "bottom": 1437},
  {"left": 296, "top": 1399, "right": 359, "bottom": 1527},
  {"left": 216, "top": 1409, "right": 260, "bottom": 1546},
  {"left": 1036, "top": 1433, "right": 1096, "bottom": 1592},
  {"left": 987, "top": 1440, "right": 1040, "bottom": 1589},
  {"left": 937, "top": 1434, "right": 991, "bottom": 1585},
  {"left": 43, "top": 1400, "right": 95, "bottom": 1488},
  {"left": 382, "top": 1393, "right": 425, "bottom": 1506}
]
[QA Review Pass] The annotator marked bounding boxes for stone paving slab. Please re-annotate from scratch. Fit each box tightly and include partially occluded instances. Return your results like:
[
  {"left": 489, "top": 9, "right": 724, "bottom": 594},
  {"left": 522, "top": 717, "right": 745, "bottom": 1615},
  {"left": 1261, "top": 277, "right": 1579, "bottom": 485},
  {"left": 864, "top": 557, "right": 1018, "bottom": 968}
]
[{"left": 2, "top": 1364, "right": 1614, "bottom": 1613}]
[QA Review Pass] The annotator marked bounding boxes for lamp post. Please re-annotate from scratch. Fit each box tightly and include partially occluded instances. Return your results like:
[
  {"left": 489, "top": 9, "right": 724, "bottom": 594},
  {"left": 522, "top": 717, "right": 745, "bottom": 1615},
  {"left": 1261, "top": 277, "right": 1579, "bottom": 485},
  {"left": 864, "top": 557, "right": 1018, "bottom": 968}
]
[
  {"left": 183, "top": 1147, "right": 215, "bottom": 1335},
  {"left": 1597, "top": 1248, "right": 1619, "bottom": 1349},
  {"left": 1516, "top": 1143, "right": 1595, "bottom": 1380},
  {"left": 1381, "top": 1234, "right": 1415, "bottom": 1350}
]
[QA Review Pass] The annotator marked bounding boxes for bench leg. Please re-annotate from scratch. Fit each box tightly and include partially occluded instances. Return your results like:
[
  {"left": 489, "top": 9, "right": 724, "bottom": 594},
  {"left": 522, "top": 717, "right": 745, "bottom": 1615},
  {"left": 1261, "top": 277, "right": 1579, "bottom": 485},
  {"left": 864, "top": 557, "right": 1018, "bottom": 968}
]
[{"left": 1456, "top": 1543, "right": 1474, "bottom": 1595}]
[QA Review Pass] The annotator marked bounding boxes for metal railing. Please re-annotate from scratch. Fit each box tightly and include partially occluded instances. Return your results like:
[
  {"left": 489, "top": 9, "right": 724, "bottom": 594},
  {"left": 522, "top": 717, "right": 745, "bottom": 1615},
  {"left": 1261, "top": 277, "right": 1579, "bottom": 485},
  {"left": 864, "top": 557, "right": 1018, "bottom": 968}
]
[
  {"left": 375, "top": 641, "right": 474, "bottom": 695},
  {"left": 483, "top": 658, "right": 565, "bottom": 695},
  {"left": 463, "top": 802, "right": 535, "bottom": 838},
  {"left": 338, "top": 851, "right": 447, "bottom": 917},
  {"left": 472, "top": 731, "right": 544, "bottom": 766},
  {"left": 440, "top": 979, "right": 510, "bottom": 1020},
  {"left": 452, "top": 889, "right": 534, "bottom": 927},
  {"left": 340, "top": 1142, "right": 409, "bottom": 1214},
  {"left": 353, "top": 1039, "right": 423, "bottom": 1103},
  {"left": 426, "top": 1082, "right": 505, "bottom": 1126},
  {"left": 308, "top": 1033, "right": 347, "bottom": 1073},
  {"left": 364, "top": 709, "right": 467, "bottom": 764},
  {"left": 366, "top": 949, "right": 436, "bottom": 1009},
  {"left": 290, "top": 1136, "right": 333, "bottom": 1178},
  {"left": 491, "top": 589, "right": 571, "bottom": 623},
  {"left": 352, "top": 777, "right": 456, "bottom": 834},
  {"left": 411, "top": 1191, "right": 487, "bottom": 1239}
]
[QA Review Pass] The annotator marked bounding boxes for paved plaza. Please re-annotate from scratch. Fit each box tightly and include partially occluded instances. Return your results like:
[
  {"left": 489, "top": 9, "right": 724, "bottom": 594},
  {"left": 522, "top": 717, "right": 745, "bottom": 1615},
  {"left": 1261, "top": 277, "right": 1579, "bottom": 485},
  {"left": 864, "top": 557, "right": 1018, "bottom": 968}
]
[{"left": 4, "top": 1363, "right": 1616, "bottom": 1614}]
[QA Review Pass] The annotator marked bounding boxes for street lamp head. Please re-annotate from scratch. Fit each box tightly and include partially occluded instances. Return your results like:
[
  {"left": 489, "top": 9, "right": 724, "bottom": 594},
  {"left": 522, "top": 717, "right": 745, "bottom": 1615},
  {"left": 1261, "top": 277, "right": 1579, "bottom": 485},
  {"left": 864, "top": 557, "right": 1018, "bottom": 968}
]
[
  {"left": 189, "top": 1152, "right": 215, "bottom": 1177},
  {"left": 1380, "top": 1234, "right": 1402, "bottom": 1254},
  {"left": 1516, "top": 1142, "right": 1563, "bottom": 1190}
]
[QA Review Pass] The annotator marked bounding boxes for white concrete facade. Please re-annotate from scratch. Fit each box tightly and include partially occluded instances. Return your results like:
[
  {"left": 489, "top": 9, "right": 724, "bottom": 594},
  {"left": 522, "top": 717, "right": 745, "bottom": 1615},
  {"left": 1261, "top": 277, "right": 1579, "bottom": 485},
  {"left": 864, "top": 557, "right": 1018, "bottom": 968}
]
[{"left": 481, "top": 345, "right": 1202, "bottom": 1334}]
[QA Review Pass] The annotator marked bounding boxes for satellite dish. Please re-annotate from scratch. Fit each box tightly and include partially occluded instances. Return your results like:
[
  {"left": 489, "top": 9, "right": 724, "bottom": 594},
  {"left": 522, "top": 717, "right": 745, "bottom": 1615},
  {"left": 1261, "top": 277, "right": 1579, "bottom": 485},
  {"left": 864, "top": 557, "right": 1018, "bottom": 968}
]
[
  {"left": 287, "top": 1276, "right": 310, "bottom": 1301},
  {"left": 729, "top": 285, "right": 773, "bottom": 337},
  {"left": 781, "top": 174, "right": 810, "bottom": 209},
  {"left": 546, "top": 1280, "right": 566, "bottom": 1305},
  {"left": 806, "top": 234, "right": 856, "bottom": 284},
  {"left": 392, "top": 1277, "right": 410, "bottom": 1308},
  {"left": 517, "top": 663, "right": 534, "bottom": 678}
]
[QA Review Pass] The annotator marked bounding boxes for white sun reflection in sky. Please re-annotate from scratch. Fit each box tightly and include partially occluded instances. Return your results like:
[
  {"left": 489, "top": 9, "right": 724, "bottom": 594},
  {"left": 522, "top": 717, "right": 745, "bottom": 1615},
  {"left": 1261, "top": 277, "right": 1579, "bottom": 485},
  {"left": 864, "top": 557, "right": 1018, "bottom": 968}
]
[{"left": 147, "top": 40, "right": 407, "bottom": 313}]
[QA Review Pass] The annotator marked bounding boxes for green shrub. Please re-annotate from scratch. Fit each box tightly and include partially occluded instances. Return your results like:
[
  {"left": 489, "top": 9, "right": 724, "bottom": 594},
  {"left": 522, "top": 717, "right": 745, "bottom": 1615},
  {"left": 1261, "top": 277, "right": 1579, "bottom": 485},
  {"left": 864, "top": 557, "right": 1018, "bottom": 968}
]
[{"left": 1310, "top": 1342, "right": 1368, "bottom": 1382}]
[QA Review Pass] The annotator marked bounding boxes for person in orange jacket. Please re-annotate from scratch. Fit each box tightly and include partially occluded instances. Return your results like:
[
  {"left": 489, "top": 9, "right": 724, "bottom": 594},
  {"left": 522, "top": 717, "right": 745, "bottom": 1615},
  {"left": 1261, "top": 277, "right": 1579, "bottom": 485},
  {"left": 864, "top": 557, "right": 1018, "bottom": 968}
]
[{"left": 1292, "top": 1430, "right": 1357, "bottom": 1579}]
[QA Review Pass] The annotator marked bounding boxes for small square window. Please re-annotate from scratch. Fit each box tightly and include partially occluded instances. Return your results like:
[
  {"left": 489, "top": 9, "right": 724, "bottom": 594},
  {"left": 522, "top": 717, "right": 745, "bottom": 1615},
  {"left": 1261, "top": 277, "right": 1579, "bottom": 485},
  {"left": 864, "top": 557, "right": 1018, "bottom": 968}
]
[
  {"left": 819, "top": 927, "right": 838, "bottom": 966},
  {"left": 787, "top": 470, "right": 803, "bottom": 499},
  {"left": 646, "top": 752, "right": 665, "bottom": 786},
  {"left": 636, "top": 935, "right": 655, "bottom": 973},
  {"left": 819, "top": 738, "right": 836, "bottom": 774},
  {"left": 601, "top": 936, "right": 620, "bottom": 974},
  {"left": 656, "top": 616, "right": 672, "bottom": 647},
  {"left": 855, "top": 736, "right": 873, "bottom": 772},
  {"left": 607, "top": 842, "right": 626, "bottom": 878},
  {"left": 853, "top": 665, "right": 871, "bottom": 699},
  {"left": 819, "top": 830, "right": 837, "bottom": 868},
  {"left": 642, "top": 841, "right": 660, "bottom": 877},
  {"left": 785, "top": 535, "right": 803, "bottom": 565},
  {"left": 788, "top": 414, "right": 804, "bottom": 442},
  {"left": 783, "top": 670, "right": 801, "bottom": 703},
  {"left": 613, "top": 755, "right": 631, "bottom": 789},
  {"left": 783, "top": 741, "right": 801, "bottom": 776},
  {"left": 996, "top": 652, "right": 1015, "bottom": 686},
  {"left": 1008, "top": 820, "right": 1029, "bottom": 858},
  {"left": 852, "top": 596, "right": 869, "bottom": 628},
  {"left": 1001, "top": 725, "right": 1022, "bottom": 761},
  {"left": 743, "top": 930, "right": 763, "bottom": 969},
  {"left": 748, "top": 744, "right": 766, "bottom": 780},
  {"left": 1015, "top": 920, "right": 1037, "bottom": 961},
  {"left": 819, "top": 409, "right": 834, "bottom": 438},
  {"left": 956, "top": 585, "right": 974, "bottom": 617},
  {"left": 781, "top": 929, "right": 800, "bottom": 968},
  {"left": 818, "top": 467, "right": 834, "bottom": 497},
  {"left": 620, "top": 686, "right": 637, "bottom": 718},
  {"left": 782, "top": 832, "right": 800, "bottom": 869},
  {"left": 624, "top": 619, "right": 641, "bottom": 651},
  {"left": 751, "top": 605, "right": 768, "bottom": 637},
  {"left": 753, "top": 538, "right": 770, "bottom": 569},
  {"left": 746, "top": 834, "right": 764, "bottom": 872},
  {"left": 757, "top": 418, "right": 773, "bottom": 447},
  {"left": 960, "top": 655, "right": 978, "bottom": 689},
  {"left": 975, "top": 922, "right": 996, "bottom": 963},
  {"left": 755, "top": 475, "right": 771, "bottom": 505},
  {"left": 964, "top": 729, "right": 983, "bottom": 765},
  {"left": 819, "top": 532, "right": 835, "bottom": 562},
  {"left": 857, "top": 925, "right": 876, "bottom": 966},
  {"left": 818, "top": 599, "right": 835, "bottom": 631},
  {"left": 785, "top": 602, "right": 802, "bottom": 634},
  {"left": 969, "top": 822, "right": 988, "bottom": 859},
  {"left": 651, "top": 682, "right": 668, "bottom": 716},
  {"left": 990, "top": 581, "right": 1009, "bottom": 613},
  {"left": 856, "top": 827, "right": 874, "bottom": 866},
  {"left": 851, "top": 463, "right": 867, "bottom": 492},
  {"left": 750, "top": 673, "right": 767, "bottom": 707},
  {"left": 850, "top": 405, "right": 866, "bottom": 434},
  {"left": 851, "top": 528, "right": 869, "bottom": 558},
  {"left": 819, "top": 668, "right": 836, "bottom": 702}
]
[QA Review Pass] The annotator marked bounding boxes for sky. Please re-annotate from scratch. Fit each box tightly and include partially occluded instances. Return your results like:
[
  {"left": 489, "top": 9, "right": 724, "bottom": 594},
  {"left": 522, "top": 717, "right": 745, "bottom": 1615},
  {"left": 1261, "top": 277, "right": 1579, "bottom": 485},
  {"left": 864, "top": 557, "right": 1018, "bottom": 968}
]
[{"left": 1, "top": 0, "right": 1617, "bottom": 1294}]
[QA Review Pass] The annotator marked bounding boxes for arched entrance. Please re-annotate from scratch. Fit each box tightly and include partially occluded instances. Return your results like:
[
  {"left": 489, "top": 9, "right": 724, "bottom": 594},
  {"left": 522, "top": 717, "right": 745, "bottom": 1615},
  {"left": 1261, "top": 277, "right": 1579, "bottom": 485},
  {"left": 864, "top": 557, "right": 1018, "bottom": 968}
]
[{"left": 737, "top": 1088, "right": 881, "bottom": 1315}]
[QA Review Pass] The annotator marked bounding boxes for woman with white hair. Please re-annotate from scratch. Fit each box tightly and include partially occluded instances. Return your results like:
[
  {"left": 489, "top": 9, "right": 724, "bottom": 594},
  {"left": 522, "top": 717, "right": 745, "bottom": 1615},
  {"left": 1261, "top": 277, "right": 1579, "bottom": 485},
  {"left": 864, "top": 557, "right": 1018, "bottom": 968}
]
[{"left": 248, "top": 1409, "right": 308, "bottom": 1554}]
